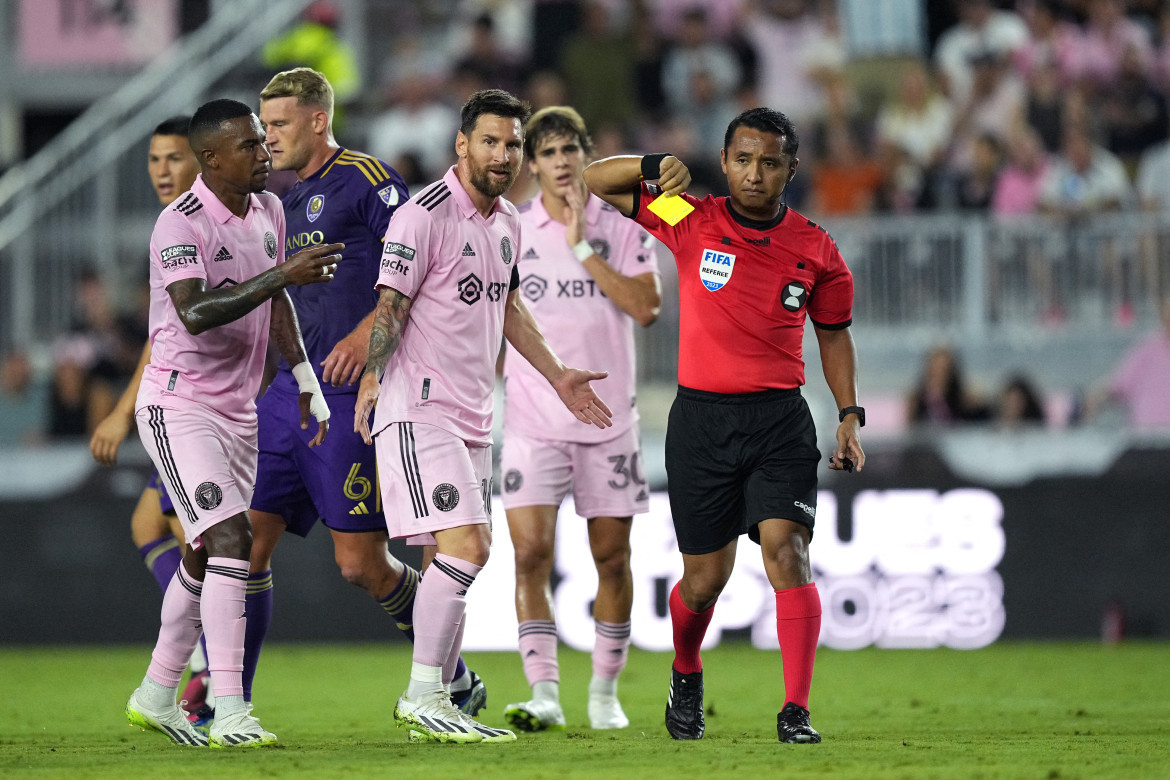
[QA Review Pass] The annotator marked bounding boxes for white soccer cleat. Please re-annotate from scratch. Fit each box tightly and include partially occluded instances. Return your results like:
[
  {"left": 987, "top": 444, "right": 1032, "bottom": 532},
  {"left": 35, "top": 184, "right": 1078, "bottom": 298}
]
[
  {"left": 588, "top": 694, "right": 630, "bottom": 730},
  {"left": 125, "top": 687, "right": 209, "bottom": 747},
  {"left": 458, "top": 711, "right": 517, "bottom": 743},
  {"left": 394, "top": 691, "right": 483, "bottom": 744},
  {"left": 503, "top": 698, "right": 566, "bottom": 732},
  {"left": 208, "top": 708, "right": 278, "bottom": 748}
]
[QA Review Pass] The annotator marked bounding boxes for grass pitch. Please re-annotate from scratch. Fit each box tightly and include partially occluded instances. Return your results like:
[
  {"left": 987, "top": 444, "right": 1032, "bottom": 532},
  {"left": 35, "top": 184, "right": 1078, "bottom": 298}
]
[{"left": 1, "top": 642, "right": 1167, "bottom": 778}]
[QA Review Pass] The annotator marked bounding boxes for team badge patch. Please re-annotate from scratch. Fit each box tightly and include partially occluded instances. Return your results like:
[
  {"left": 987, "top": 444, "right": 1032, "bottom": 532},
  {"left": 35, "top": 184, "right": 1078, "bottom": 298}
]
[
  {"left": 503, "top": 469, "right": 523, "bottom": 493},
  {"left": 195, "top": 482, "right": 223, "bottom": 511},
  {"left": 378, "top": 184, "right": 400, "bottom": 207},
  {"left": 306, "top": 194, "right": 325, "bottom": 223},
  {"left": 433, "top": 483, "right": 460, "bottom": 512},
  {"left": 781, "top": 281, "right": 808, "bottom": 311},
  {"left": 160, "top": 244, "right": 198, "bottom": 270},
  {"left": 500, "top": 236, "right": 513, "bottom": 265},
  {"left": 699, "top": 248, "right": 736, "bottom": 291},
  {"left": 588, "top": 238, "right": 611, "bottom": 260},
  {"left": 264, "top": 231, "right": 278, "bottom": 259}
]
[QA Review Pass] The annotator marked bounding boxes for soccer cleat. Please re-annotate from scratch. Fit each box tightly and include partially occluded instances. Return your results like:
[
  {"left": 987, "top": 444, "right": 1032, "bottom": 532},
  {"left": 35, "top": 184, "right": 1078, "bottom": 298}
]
[
  {"left": 125, "top": 688, "right": 209, "bottom": 747},
  {"left": 451, "top": 669, "right": 487, "bottom": 716},
  {"left": 776, "top": 702, "right": 822, "bottom": 744},
  {"left": 665, "top": 667, "right": 705, "bottom": 740},
  {"left": 588, "top": 694, "right": 629, "bottom": 730},
  {"left": 503, "top": 698, "right": 566, "bottom": 732},
  {"left": 179, "top": 669, "right": 210, "bottom": 714},
  {"left": 458, "top": 711, "right": 517, "bottom": 743},
  {"left": 208, "top": 708, "right": 278, "bottom": 748},
  {"left": 394, "top": 691, "right": 483, "bottom": 744}
]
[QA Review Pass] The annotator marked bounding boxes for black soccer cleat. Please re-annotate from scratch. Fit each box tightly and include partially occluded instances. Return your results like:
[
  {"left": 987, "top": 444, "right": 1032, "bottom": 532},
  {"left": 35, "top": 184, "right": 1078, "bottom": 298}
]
[
  {"left": 777, "top": 702, "right": 821, "bottom": 743},
  {"left": 665, "top": 667, "right": 705, "bottom": 740}
]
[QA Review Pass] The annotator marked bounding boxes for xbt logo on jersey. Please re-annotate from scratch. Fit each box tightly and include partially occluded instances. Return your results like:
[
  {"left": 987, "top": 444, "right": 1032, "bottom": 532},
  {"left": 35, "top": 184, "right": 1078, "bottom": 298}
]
[{"left": 699, "top": 248, "right": 736, "bottom": 291}]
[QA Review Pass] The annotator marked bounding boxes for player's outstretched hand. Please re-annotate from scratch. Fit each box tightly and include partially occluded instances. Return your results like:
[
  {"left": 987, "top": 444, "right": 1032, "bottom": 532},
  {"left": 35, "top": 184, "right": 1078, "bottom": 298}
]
[
  {"left": 658, "top": 156, "right": 691, "bottom": 198},
  {"left": 283, "top": 242, "right": 345, "bottom": 287},
  {"left": 298, "top": 389, "right": 330, "bottom": 448},
  {"left": 89, "top": 409, "right": 133, "bottom": 465},
  {"left": 829, "top": 419, "right": 865, "bottom": 473},
  {"left": 354, "top": 371, "right": 380, "bottom": 445},
  {"left": 322, "top": 328, "right": 368, "bottom": 387},
  {"left": 554, "top": 367, "right": 613, "bottom": 429}
]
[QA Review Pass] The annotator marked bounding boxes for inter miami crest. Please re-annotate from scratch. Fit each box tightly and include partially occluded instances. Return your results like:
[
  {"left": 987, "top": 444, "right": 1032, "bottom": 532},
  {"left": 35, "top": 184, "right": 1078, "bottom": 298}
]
[
  {"left": 433, "top": 483, "right": 460, "bottom": 512},
  {"left": 195, "top": 481, "right": 222, "bottom": 511},
  {"left": 781, "top": 281, "right": 808, "bottom": 311},
  {"left": 588, "top": 238, "right": 611, "bottom": 260},
  {"left": 503, "top": 469, "right": 523, "bottom": 493},
  {"left": 264, "top": 231, "right": 278, "bottom": 259},
  {"left": 306, "top": 194, "right": 325, "bottom": 223},
  {"left": 500, "top": 236, "right": 514, "bottom": 265}
]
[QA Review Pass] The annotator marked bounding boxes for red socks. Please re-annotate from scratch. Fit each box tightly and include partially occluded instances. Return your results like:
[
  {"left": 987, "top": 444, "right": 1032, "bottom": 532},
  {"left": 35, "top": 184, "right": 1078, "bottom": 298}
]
[
  {"left": 669, "top": 582, "right": 714, "bottom": 674},
  {"left": 775, "top": 583, "right": 821, "bottom": 709}
]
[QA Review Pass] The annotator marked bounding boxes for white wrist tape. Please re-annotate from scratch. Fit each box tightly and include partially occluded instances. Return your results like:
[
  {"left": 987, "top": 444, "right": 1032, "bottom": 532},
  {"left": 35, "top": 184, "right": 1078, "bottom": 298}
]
[
  {"left": 291, "top": 361, "right": 330, "bottom": 422},
  {"left": 572, "top": 239, "right": 594, "bottom": 263}
]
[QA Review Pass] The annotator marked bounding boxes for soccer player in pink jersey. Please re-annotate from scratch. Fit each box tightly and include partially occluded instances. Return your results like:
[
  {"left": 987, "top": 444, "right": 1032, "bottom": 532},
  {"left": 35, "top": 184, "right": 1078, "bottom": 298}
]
[
  {"left": 354, "top": 89, "right": 614, "bottom": 744},
  {"left": 90, "top": 116, "right": 214, "bottom": 719},
  {"left": 500, "top": 106, "right": 662, "bottom": 732},
  {"left": 125, "top": 99, "right": 343, "bottom": 749}
]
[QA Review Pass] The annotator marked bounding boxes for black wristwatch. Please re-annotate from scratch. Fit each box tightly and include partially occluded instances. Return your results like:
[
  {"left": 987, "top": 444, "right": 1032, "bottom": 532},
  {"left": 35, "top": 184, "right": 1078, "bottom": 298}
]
[{"left": 839, "top": 405, "right": 865, "bottom": 427}]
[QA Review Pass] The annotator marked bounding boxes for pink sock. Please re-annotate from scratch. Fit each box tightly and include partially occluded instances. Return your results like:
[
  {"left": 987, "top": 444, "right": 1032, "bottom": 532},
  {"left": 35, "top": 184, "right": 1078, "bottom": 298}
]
[
  {"left": 670, "top": 582, "right": 714, "bottom": 675},
  {"left": 414, "top": 554, "right": 481, "bottom": 668},
  {"left": 442, "top": 614, "right": 467, "bottom": 685},
  {"left": 518, "top": 620, "right": 559, "bottom": 687},
  {"left": 776, "top": 583, "right": 822, "bottom": 709},
  {"left": 592, "top": 620, "right": 631, "bottom": 681},
  {"left": 147, "top": 561, "right": 204, "bottom": 688},
  {"left": 202, "top": 557, "right": 248, "bottom": 699}
]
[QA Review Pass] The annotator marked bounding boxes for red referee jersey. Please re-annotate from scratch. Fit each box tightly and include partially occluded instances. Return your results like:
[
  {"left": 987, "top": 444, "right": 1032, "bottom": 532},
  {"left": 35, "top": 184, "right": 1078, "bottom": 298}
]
[{"left": 632, "top": 182, "right": 853, "bottom": 393}]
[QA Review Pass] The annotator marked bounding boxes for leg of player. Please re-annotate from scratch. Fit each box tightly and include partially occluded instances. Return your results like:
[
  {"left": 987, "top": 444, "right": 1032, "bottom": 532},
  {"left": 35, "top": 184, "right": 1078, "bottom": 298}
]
[
  {"left": 502, "top": 504, "right": 566, "bottom": 732},
  {"left": 665, "top": 542, "right": 738, "bottom": 741},
  {"left": 757, "top": 517, "right": 823, "bottom": 744},
  {"left": 240, "top": 509, "right": 284, "bottom": 708},
  {"left": 586, "top": 515, "right": 633, "bottom": 730}
]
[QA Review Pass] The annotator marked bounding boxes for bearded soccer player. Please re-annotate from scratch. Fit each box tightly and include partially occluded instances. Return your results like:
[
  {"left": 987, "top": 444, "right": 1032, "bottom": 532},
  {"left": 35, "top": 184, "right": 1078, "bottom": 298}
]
[
  {"left": 584, "top": 107, "right": 865, "bottom": 744},
  {"left": 90, "top": 116, "right": 214, "bottom": 717},
  {"left": 125, "top": 98, "right": 342, "bottom": 749},
  {"left": 354, "top": 89, "right": 613, "bottom": 744},
  {"left": 501, "top": 106, "right": 662, "bottom": 732},
  {"left": 247, "top": 67, "right": 484, "bottom": 714}
]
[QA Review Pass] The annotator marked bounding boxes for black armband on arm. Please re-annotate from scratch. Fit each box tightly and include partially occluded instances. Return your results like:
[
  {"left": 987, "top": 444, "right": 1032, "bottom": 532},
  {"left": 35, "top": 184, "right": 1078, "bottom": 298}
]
[
  {"left": 509, "top": 264, "right": 520, "bottom": 291},
  {"left": 640, "top": 153, "right": 670, "bottom": 181}
]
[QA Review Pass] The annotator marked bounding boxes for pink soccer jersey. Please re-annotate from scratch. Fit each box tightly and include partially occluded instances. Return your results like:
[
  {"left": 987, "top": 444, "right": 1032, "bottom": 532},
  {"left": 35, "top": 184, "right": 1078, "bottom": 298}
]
[
  {"left": 503, "top": 193, "right": 660, "bottom": 443},
  {"left": 138, "top": 174, "right": 286, "bottom": 423},
  {"left": 371, "top": 166, "right": 522, "bottom": 446}
]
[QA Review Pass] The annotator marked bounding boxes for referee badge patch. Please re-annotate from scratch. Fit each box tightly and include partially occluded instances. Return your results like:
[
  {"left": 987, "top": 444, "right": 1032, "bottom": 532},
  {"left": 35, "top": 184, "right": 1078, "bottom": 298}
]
[
  {"left": 781, "top": 281, "right": 808, "bottom": 311},
  {"left": 699, "top": 248, "right": 736, "bottom": 291},
  {"left": 433, "top": 483, "right": 460, "bottom": 512},
  {"left": 306, "top": 194, "right": 325, "bottom": 222},
  {"left": 195, "top": 481, "right": 222, "bottom": 511}
]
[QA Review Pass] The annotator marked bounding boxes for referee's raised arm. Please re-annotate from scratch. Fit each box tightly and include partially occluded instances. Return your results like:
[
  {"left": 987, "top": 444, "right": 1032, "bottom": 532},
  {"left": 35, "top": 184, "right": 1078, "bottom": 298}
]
[{"left": 584, "top": 154, "right": 691, "bottom": 217}]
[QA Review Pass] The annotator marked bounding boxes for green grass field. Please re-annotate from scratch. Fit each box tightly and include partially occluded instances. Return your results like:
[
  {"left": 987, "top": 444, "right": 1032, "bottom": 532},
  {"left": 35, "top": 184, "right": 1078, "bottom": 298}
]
[{"left": 2, "top": 642, "right": 1167, "bottom": 778}]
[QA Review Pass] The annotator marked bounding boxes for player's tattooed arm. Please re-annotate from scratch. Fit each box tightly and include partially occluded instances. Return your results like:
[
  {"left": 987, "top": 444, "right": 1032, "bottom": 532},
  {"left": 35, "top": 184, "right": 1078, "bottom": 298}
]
[
  {"left": 269, "top": 290, "right": 309, "bottom": 368},
  {"left": 364, "top": 287, "right": 413, "bottom": 382}
]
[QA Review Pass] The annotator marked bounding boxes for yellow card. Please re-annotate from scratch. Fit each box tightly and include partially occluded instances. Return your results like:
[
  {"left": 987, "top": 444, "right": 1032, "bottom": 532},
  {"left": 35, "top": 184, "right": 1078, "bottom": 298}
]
[{"left": 647, "top": 193, "right": 694, "bottom": 226}]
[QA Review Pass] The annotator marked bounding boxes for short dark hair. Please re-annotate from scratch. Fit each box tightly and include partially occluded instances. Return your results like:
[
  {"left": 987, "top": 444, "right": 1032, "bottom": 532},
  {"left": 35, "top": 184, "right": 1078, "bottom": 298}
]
[
  {"left": 152, "top": 115, "right": 191, "bottom": 138},
  {"left": 189, "top": 98, "right": 254, "bottom": 153},
  {"left": 524, "top": 105, "right": 593, "bottom": 159},
  {"left": 723, "top": 107, "right": 799, "bottom": 158},
  {"left": 459, "top": 89, "right": 531, "bottom": 138}
]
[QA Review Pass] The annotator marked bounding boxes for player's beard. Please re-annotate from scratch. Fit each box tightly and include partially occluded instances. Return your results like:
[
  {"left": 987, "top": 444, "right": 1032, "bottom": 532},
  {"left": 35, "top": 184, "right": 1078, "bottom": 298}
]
[{"left": 469, "top": 159, "right": 518, "bottom": 199}]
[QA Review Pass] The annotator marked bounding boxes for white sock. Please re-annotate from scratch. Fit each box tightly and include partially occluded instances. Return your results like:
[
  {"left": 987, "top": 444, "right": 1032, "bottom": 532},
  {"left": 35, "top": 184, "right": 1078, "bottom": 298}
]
[
  {"left": 216, "top": 694, "right": 246, "bottom": 717},
  {"left": 406, "top": 662, "right": 444, "bottom": 699},
  {"left": 139, "top": 675, "right": 176, "bottom": 709},
  {"left": 533, "top": 679, "right": 560, "bottom": 704},
  {"left": 449, "top": 667, "right": 472, "bottom": 693},
  {"left": 589, "top": 674, "right": 617, "bottom": 698}
]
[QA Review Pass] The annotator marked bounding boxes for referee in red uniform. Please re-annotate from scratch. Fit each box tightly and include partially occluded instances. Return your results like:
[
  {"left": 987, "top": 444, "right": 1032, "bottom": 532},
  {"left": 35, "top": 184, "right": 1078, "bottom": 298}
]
[{"left": 584, "top": 107, "right": 864, "bottom": 744}]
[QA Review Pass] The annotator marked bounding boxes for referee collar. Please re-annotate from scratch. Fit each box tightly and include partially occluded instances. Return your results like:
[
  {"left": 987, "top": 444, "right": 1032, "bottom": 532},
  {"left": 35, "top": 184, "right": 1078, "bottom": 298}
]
[{"left": 723, "top": 198, "right": 787, "bottom": 231}]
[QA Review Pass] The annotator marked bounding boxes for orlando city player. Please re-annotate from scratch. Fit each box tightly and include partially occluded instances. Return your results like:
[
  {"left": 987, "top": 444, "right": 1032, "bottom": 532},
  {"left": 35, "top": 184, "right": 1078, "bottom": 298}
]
[{"left": 248, "top": 68, "right": 484, "bottom": 713}]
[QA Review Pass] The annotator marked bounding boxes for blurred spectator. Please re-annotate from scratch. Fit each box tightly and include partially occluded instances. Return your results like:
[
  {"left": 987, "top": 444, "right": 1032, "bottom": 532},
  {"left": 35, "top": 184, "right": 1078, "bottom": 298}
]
[
  {"left": 1135, "top": 118, "right": 1170, "bottom": 211},
  {"left": 47, "top": 337, "right": 114, "bottom": 439},
  {"left": 932, "top": 0, "right": 1027, "bottom": 103},
  {"left": 954, "top": 132, "right": 1004, "bottom": 211},
  {"left": 1100, "top": 44, "right": 1167, "bottom": 170},
  {"left": 525, "top": 69, "right": 570, "bottom": 109},
  {"left": 1013, "top": 0, "right": 1085, "bottom": 87},
  {"left": 742, "top": 0, "right": 846, "bottom": 127},
  {"left": 837, "top": 0, "right": 925, "bottom": 59},
  {"left": 1038, "top": 123, "right": 1133, "bottom": 215},
  {"left": 630, "top": 0, "right": 668, "bottom": 114},
  {"left": 559, "top": 1, "right": 638, "bottom": 131},
  {"left": 906, "top": 346, "right": 990, "bottom": 426},
  {"left": 367, "top": 72, "right": 459, "bottom": 185},
  {"left": 660, "top": 7, "right": 743, "bottom": 116},
  {"left": 449, "top": 0, "right": 535, "bottom": 64},
  {"left": 874, "top": 61, "right": 953, "bottom": 208},
  {"left": 262, "top": 1, "right": 360, "bottom": 122},
  {"left": 995, "top": 374, "right": 1047, "bottom": 429},
  {"left": 650, "top": 0, "right": 747, "bottom": 41},
  {"left": 1085, "top": 296, "right": 1170, "bottom": 428},
  {"left": 0, "top": 350, "right": 47, "bottom": 446},
  {"left": 450, "top": 12, "right": 528, "bottom": 96},
  {"left": 993, "top": 123, "right": 1051, "bottom": 215},
  {"left": 1079, "top": 0, "right": 1154, "bottom": 95},
  {"left": 1023, "top": 60, "right": 1069, "bottom": 153},
  {"left": 808, "top": 121, "right": 885, "bottom": 216},
  {"left": 945, "top": 50, "right": 1025, "bottom": 182}
]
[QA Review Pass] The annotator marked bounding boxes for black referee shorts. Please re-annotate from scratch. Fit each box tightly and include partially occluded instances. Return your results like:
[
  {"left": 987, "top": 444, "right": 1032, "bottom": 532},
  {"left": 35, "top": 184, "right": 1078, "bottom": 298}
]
[{"left": 665, "top": 385, "right": 820, "bottom": 555}]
